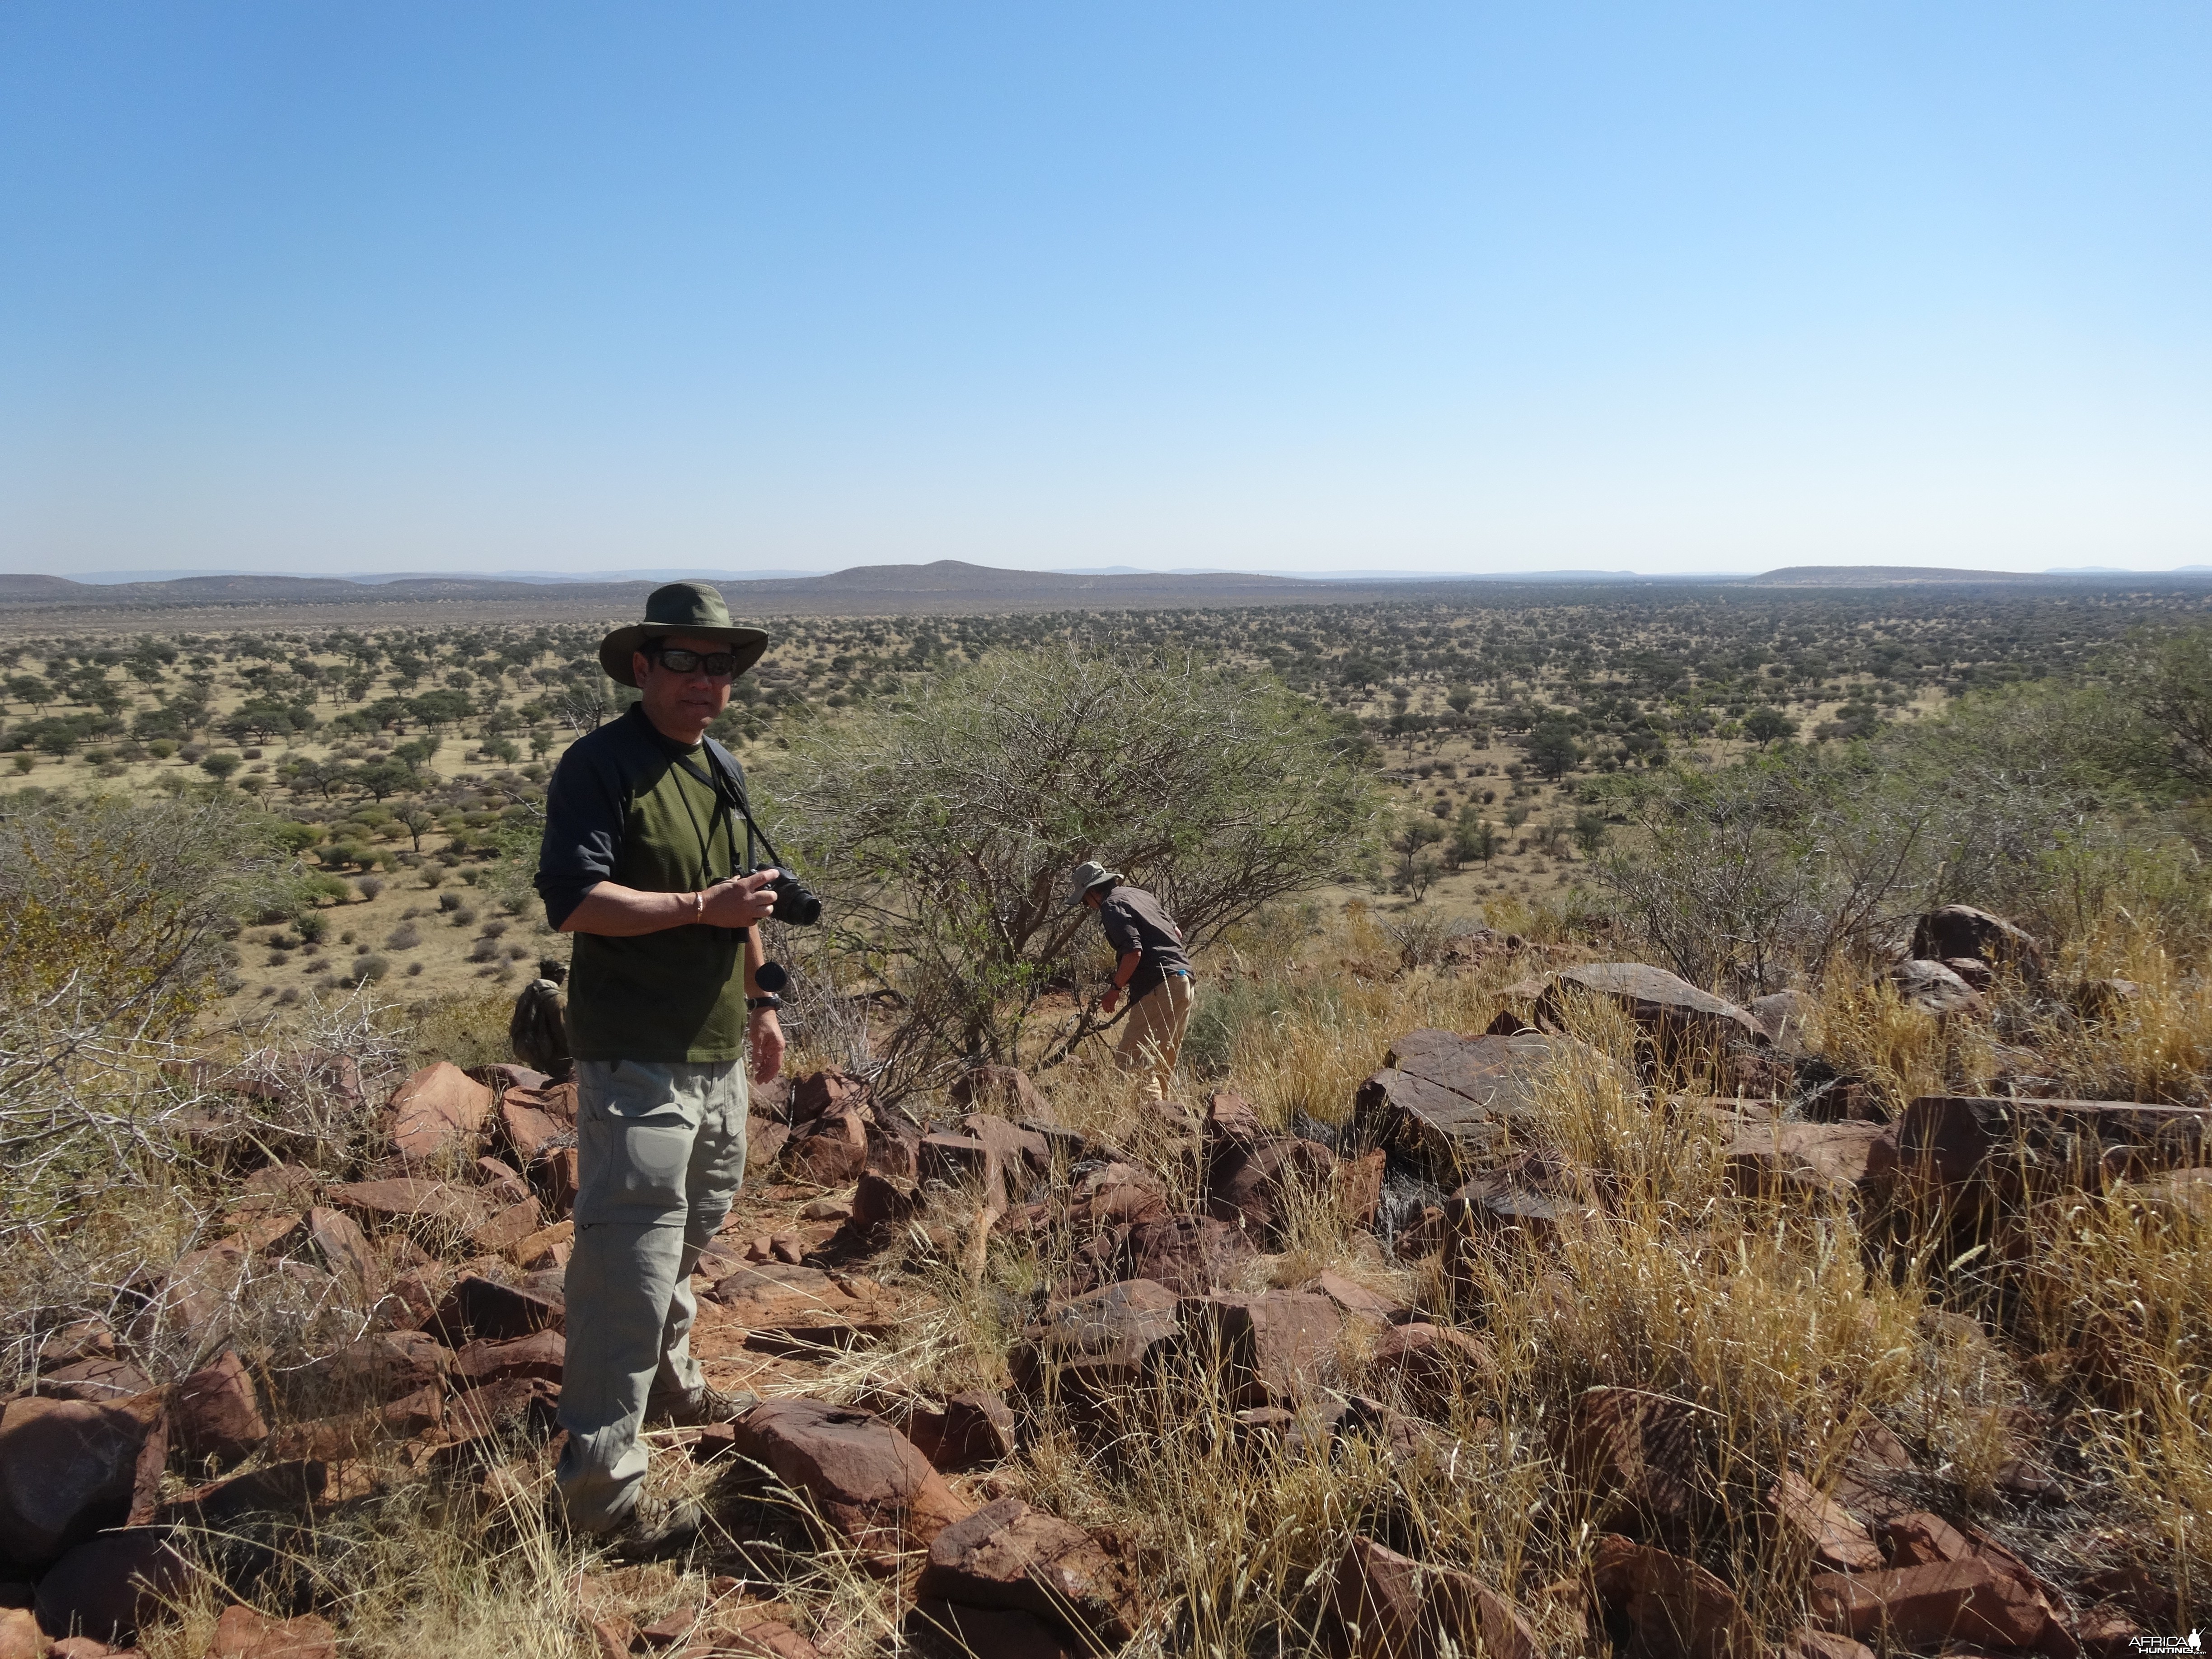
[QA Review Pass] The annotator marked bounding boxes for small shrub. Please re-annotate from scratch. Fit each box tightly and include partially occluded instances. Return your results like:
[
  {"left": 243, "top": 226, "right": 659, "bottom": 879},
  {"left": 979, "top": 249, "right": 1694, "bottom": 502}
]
[
  {"left": 437, "top": 891, "right": 463, "bottom": 913},
  {"left": 406, "top": 961, "right": 424, "bottom": 976},
  {"left": 357, "top": 876, "right": 385, "bottom": 900},
  {"left": 347, "top": 954, "right": 390, "bottom": 985},
  {"left": 386, "top": 922, "right": 422, "bottom": 951},
  {"left": 448, "top": 903, "right": 478, "bottom": 927}
]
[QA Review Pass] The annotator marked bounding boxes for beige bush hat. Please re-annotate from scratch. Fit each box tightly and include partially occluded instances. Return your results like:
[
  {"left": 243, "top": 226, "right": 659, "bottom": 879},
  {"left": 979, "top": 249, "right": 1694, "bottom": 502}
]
[{"left": 598, "top": 581, "right": 770, "bottom": 688}]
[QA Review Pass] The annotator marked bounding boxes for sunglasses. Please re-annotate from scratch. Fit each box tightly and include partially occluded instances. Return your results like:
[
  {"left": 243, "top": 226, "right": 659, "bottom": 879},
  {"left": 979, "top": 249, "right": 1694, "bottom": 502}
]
[{"left": 648, "top": 645, "right": 740, "bottom": 677}]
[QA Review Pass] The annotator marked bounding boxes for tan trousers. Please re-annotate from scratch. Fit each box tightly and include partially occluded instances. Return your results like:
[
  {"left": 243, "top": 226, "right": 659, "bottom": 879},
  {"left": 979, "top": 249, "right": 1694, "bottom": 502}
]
[{"left": 1113, "top": 973, "right": 1195, "bottom": 1101}]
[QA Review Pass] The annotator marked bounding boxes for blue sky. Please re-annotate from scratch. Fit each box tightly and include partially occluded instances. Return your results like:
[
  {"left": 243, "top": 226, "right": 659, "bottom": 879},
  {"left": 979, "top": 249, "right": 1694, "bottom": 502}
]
[{"left": 2, "top": 4, "right": 2207, "bottom": 578}]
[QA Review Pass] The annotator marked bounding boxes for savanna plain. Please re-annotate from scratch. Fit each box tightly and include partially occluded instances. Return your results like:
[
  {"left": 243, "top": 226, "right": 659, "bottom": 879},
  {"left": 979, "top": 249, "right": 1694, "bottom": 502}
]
[{"left": 1, "top": 579, "right": 2207, "bottom": 1658}]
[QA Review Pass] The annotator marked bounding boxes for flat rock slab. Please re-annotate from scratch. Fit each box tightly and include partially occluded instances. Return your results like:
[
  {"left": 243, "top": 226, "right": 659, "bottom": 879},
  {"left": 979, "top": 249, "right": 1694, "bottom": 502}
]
[
  {"left": 1351, "top": 1031, "right": 1584, "bottom": 1179},
  {"left": 707, "top": 1263, "right": 897, "bottom": 1353},
  {"left": 422, "top": 1274, "right": 566, "bottom": 1345},
  {"left": 387, "top": 1061, "right": 493, "bottom": 1163},
  {"left": 1536, "top": 963, "right": 1766, "bottom": 1050},
  {"left": 328, "top": 1178, "right": 494, "bottom": 1235},
  {"left": 1725, "top": 1121, "right": 1898, "bottom": 1204},
  {"left": 1898, "top": 1096, "right": 2209, "bottom": 1186}
]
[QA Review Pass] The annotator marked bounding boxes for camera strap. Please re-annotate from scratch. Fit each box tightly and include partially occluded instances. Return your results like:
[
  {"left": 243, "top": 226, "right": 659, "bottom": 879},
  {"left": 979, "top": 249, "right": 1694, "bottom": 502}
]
[{"left": 677, "top": 740, "right": 793, "bottom": 879}]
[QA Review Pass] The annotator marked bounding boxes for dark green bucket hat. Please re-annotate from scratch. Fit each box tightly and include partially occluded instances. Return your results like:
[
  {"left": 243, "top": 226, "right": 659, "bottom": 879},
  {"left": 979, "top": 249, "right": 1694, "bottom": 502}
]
[{"left": 598, "top": 581, "right": 770, "bottom": 688}]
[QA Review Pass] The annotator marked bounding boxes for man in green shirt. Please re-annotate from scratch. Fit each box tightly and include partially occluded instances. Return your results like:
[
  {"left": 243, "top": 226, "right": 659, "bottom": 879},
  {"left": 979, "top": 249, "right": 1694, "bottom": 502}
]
[{"left": 534, "top": 582, "right": 786, "bottom": 1552}]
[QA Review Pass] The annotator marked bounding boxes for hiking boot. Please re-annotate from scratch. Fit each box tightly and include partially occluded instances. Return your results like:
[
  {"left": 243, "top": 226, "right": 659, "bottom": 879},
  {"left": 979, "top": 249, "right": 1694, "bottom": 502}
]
[
  {"left": 594, "top": 1492, "right": 710, "bottom": 1561},
  {"left": 644, "top": 1382, "right": 758, "bottom": 1429}
]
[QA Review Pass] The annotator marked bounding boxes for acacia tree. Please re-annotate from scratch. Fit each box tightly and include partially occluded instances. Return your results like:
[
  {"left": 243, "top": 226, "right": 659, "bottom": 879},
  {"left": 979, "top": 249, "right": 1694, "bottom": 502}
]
[{"left": 769, "top": 648, "right": 1378, "bottom": 1094}]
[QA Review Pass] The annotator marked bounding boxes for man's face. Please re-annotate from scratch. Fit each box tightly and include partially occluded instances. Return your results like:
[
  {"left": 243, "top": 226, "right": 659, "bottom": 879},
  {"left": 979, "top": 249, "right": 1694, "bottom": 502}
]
[{"left": 633, "top": 633, "right": 735, "bottom": 745}]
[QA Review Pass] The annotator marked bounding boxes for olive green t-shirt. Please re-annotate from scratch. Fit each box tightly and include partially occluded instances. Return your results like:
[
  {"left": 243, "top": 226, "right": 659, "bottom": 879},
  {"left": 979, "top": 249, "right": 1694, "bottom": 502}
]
[{"left": 534, "top": 706, "right": 751, "bottom": 1063}]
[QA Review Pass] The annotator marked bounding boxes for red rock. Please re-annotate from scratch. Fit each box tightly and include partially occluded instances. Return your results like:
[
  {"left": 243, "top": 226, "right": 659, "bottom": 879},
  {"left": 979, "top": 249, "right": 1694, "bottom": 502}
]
[
  {"left": 1117, "top": 1213, "right": 1257, "bottom": 1294},
  {"left": 906, "top": 1603, "right": 1081, "bottom": 1658},
  {"left": 705, "top": 1263, "right": 896, "bottom": 1349},
  {"left": 918, "top": 1130, "right": 1007, "bottom": 1211},
  {"left": 948, "top": 1066, "right": 1043, "bottom": 1120},
  {"left": 1887, "top": 960, "right": 1985, "bottom": 1016},
  {"left": 786, "top": 1108, "right": 869, "bottom": 1186},
  {"left": 497, "top": 1098, "right": 568, "bottom": 1166},
  {"left": 1365, "top": 1322, "right": 1494, "bottom": 1412},
  {"left": 718, "top": 1620, "right": 820, "bottom": 1658},
  {"left": 1911, "top": 905, "right": 2044, "bottom": 978},
  {"left": 727, "top": 1398, "right": 971, "bottom": 1559},
  {"left": 147, "top": 1242, "right": 250, "bottom": 1336},
  {"left": 1897, "top": 1095, "right": 2209, "bottom": 1189},
  {"left": 33, "top": 1528, "right": 191, "bottom": 1646},
  {"left": 34, "top": 1359, "right": 152, "bottom": 1405},
  {"left": 452, "top": 1329, "right": 566, "bottom": 1388},
  {"left": 49, "top": 1639, "right": 120, "bottom": 1659},
  {"left": 1205, "top": 1091, "right": 1266, "bottom": 1145},
  {"left": 208, "top": 1603, "right": 339, "bottom": 1658},
  {"left": 1012, "top": 1279, "right": 1182, "bottom": 1398},
  {"left": 288, "top": 1331, "right": 448, "bottom": 1412},
  {"left": 903, "top": 1389, "right": 1015, "bottom": 1472},
  {"left": 1770, "top": 1473, "right": 1881, "bottom": 1572},
  {"left": 1808, "top": 1559, "right": 2049, "bottom": 1650},
  {"left": 158, "top": 1460, "right": 327, "bottom": 1529},
  {"left": 172, "top": 1350, "right": 268, "bottom": 1469},
  {"left": 915, "top": 1495, "right": 1137, "bottom": 1640},
  {"left": 1558, "top": 1391, "right": 1707, "bottom": 1548},
  {"left": 507, "top": 1219, "right": 574, "bottom": 1270},
  {"left": 1589, "top": 1534, "right": 1754, "bottom": 1659},
  {"left": 1725, "top": 1123, "right": 1896, "bottom": 1204},
  {"left": 1878, "top": 1509, "right": 1972, "bottom": 1566},
  {"left": 849, "top": 1171, "right": 922, "bottom": 1232},
  {"left": 1329, "top": 1536, "right": 1542, "bottom": 1659},
  {"left": 467, "top": 1198, "right": 544, "bottom": 1256},
  {"left": 960, "top": 1113, "right": 1052, "bottom": 1193},
  {"left": 1351, "top": 1031, "right": 1580, "bottom": 1178},
  {"left": 328, "top": 1178, "right": 493, "bottom": 1235},
  {"left": 300, "top": 1207, "right": 376, "bottom": 1291},
  {"left": 588, "top": 1615, "right": 636, "bottom": 1659},
  {"left": 1333, "top": 1148, "right": 1387, "bottom": 1228},
  {"left": 387, "top": 1061, "right": 493, "bottom": 1162},
  {"left": 37, "top": 1322, "right": 115, "bottom": 1366},
  {"left": 1181, "top": 1290, "right": 1348, "bottom": 1407},
  {"left": 0, "top": 1395, "right": 167, "bottom": 1569},
  {"left": 1538, "top": 964, "right": 1767, "bottom": 1054},
  {"left": 445, "top": 1376, "right": 559, "bottom": 1444},
  {"left": 1207, "top": 1135, "right": 1335, "bottom": 1240},
  {"left": 1784, "top": 1630, "right": 1872, "bottom": 1659},
  {"left": 473, "top": 1157, "right": 533, "bottom": 1207},
  {"left": 422, "top": 1274, "right": 564, "bottom": 1345},
  {"left": 1303, "top": 1271, "right": 1404, "bottom": 1326}
]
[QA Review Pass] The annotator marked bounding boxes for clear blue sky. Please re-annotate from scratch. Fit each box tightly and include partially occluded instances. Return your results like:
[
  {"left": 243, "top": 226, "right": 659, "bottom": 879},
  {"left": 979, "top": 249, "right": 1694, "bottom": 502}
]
[{"left": 3, "top": 4, "right": 2207, "bottom": 578}]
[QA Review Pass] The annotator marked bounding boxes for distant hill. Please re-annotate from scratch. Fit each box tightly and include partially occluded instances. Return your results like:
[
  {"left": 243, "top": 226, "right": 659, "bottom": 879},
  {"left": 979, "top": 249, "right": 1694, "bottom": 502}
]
[
  {"left": 1744, "top": 564, "right": 2212, "bottom": 587},
  {"left": 1748, "top": 565, "right": 2052, "bottom": 586}
]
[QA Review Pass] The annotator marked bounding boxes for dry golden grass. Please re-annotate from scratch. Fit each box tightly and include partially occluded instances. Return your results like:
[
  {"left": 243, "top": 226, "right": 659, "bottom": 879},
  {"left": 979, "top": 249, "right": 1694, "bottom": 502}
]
[{"left": 10, "top": 889, "right": 2207, "bottom": 1653}]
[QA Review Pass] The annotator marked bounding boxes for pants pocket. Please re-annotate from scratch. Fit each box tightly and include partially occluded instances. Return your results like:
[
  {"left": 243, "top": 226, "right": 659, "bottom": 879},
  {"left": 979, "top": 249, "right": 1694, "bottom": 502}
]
[{"left": 576, "top": 1060, "right": 703, "bottom": 1225}]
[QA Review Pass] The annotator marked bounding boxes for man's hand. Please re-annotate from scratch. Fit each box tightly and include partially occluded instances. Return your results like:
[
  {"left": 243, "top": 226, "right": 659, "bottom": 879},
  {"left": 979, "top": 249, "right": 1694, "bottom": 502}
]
[
  {"left": 701, "top": 869, "right": 781, "bottom": 930},
  {"left": 1099, "top": 986, "right": 1121, "bottom": 1016},
  {"left": 749, "top": 1009, "right": 785, "bottom": 1084}
]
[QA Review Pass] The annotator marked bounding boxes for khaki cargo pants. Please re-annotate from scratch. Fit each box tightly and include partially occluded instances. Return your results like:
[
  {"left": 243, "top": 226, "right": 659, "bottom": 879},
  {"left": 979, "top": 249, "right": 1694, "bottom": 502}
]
[
  {"left": 554, "top": 1057, "right": 747, "bottom": 1532},
  {"left": 1113, "top": 971, "right": 1196, "bottom": 1101}
]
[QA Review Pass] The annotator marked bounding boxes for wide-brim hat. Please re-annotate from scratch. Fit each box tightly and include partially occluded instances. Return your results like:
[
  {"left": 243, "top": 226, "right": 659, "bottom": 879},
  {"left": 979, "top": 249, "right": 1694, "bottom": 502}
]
[
  {"left": 1068, "top": 859, "right": 1125, "bottom": 906},
  {"left": 598, "top": 581, "right": 770, "bottom": 688}
]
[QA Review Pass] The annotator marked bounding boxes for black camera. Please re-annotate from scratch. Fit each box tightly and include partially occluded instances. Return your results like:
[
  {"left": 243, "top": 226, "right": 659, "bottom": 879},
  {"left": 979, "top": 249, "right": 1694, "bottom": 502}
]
[{"left": 757, "top": 869, "right": 823, "bottom": 928}]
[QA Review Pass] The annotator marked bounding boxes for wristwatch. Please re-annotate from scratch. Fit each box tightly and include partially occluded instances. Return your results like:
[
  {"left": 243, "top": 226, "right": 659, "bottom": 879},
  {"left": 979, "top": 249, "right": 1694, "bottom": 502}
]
[{"left": 746, "top": 994, "right": 783, "bottom": 1012}]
